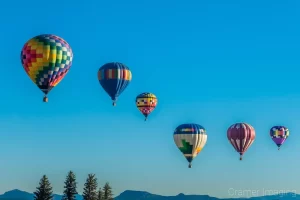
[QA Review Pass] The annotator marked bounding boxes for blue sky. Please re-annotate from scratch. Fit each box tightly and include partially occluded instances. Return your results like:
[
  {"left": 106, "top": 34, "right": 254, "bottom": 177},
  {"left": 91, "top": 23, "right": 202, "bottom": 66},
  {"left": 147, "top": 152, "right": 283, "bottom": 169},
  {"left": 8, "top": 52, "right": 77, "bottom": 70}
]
[{"left": 0, "top": 0, "right": 299, "bottom": 198}]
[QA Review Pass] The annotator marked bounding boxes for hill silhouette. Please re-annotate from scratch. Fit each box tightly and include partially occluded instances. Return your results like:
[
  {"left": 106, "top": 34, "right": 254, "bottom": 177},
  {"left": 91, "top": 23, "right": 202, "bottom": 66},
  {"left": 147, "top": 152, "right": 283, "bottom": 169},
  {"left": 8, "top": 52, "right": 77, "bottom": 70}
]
[{"left": 0, "top": 189, "right": 299, "bottom": 200}]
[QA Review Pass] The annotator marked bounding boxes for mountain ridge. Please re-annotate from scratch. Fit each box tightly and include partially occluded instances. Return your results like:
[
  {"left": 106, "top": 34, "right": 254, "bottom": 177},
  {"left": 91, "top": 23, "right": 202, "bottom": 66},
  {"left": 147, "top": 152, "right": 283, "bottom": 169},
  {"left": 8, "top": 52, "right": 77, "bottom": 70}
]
[{"left": 0, "top": 189, "right": 299, "bottom": 200}]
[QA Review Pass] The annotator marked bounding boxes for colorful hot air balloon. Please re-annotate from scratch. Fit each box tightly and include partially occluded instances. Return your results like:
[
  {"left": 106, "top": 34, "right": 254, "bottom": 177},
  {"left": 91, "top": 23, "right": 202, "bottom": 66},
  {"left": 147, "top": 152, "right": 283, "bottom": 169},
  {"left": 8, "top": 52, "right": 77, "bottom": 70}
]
[
  {"left": 227, "top": 122, "right": 255, "bottom": 160},
  {"left": 135, "top": 92, "right": 157, "bottom": 121},
  {"left": 173, "top": 123, "right": 207, "bottom": 168},
  {"left": 270, "top": 126, "right": 289, "bottom": 150},
  {"left": 21, "top": 34, "right": 73, "bottom": 102},
  {"left": 97, "top": 62, "right": 132, "bottom": 106}
]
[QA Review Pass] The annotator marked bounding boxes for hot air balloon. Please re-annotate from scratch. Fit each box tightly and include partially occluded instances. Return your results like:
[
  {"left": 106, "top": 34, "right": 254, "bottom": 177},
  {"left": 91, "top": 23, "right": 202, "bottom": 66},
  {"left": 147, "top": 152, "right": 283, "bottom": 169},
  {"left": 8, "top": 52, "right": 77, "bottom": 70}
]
[
  {"left": 227, "top": 122, "right": 255, "bottom": 160},
  {"left": 136, "top": 92, "right": 157, "bottom": 121},
  {"left": 173, "top": 123, "right": 207, "bottom": 168},
  {"left": 21, "top": 34, "right": 73, "bottom": 102},
  {"left": 97, "top": 62, "right": 132, "bottom": 106},
  {"left": 270, "top": 126, "right": 289, "bottom": 150}
]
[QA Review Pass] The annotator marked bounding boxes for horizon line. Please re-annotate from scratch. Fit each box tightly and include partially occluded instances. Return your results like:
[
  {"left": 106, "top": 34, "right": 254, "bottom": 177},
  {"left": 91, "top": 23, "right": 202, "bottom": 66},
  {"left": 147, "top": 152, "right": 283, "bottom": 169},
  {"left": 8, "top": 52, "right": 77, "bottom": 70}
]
[{"left": 1, "top": 188, "right": 299, "bottom": 199}]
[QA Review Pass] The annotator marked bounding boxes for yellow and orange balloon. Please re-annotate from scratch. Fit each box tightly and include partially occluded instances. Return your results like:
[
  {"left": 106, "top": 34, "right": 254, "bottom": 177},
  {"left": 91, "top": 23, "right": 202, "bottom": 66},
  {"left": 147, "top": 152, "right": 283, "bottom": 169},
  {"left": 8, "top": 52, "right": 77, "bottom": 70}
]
[{"left": 135, "top": 92, "right": 157, "bottom": 121}]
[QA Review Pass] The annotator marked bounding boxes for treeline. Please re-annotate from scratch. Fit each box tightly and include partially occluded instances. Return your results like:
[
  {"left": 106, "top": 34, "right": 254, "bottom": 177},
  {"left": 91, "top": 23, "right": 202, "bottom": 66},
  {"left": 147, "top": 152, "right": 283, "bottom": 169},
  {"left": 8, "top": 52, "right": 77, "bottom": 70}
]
[{"left": 33, "top": 171, "right": 113, "bottom": 200}]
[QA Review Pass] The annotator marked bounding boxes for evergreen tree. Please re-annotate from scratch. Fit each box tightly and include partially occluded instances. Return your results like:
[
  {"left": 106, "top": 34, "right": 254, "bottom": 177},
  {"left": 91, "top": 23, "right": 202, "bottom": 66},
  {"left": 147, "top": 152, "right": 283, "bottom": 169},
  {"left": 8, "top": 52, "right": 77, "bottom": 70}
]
[
  {"left": 103, "top": 183, "right": 113, "bottom": 200},
  {"left": 83, "top": 174, "right": 98, "bottom": 200},
  {"left": 62, "top": 171, "right": 78, "bottom": 200},
  {"left": 97, "top": 188, "right": 103, "bottom": 200},
  {"left": 33, "top": 175, "right": 53, "bottom": 200}
]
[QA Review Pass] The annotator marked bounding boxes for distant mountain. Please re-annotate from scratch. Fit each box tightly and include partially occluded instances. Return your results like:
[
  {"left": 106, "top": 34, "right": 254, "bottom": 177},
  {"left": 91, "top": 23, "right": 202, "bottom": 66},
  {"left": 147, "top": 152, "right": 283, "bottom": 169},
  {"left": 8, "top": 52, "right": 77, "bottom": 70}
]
[
  {"left": 115, "top": 190, "right": 300, "bottom": 200},
  {"left": 0, "top": 189, "right": 33, "bottom": 200},
  {"left": 0, "top": 189, "right": 299, "bottom": 200},
  {"left": 114, "top": 190, "right": 220, "bottom": 200},
  {"left": 0, "top": 189, "right": 82, "bottom": 200}
]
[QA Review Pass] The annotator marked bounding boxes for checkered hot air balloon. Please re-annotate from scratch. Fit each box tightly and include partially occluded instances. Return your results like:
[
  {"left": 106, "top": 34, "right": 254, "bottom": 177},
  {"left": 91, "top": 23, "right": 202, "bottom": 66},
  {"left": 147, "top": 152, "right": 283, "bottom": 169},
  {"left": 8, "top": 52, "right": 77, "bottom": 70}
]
[
  {"left": 270, "top": 126, "right": 289, "bottom": 150},
  {"left": 21, "top": 34, "right": 73, "bottom": 102},
  {"left": 135, "top": 92, "right": 157, "bottom": 121},
  {"left": 173, "top": 123, "right": 207, "bottom": 168},
  {"left": 97, "top": 62, "right": 132, "bottom": 106},
  {"left": 227, "top": 123, "right": 255, "bottom": 160}
]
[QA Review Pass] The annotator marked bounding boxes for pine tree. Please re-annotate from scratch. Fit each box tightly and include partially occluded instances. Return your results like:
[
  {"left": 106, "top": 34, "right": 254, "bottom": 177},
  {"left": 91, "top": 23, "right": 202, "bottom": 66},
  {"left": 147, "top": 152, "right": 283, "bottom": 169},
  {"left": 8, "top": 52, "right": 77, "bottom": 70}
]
[
  {"left": 33, "top": 175, "right": 53, "bottom": 200},
  {"left": 62, "top": 171, "right": 78, "bottom": 200},
  {"left": 103, "top": 183, "right": 113, "bottom": 200},
  {"left": 97, "top": 188, "right": 103, "bottom": 200},
  {"left": 83, "top": 174, "right": 98, "bottom": 200}
]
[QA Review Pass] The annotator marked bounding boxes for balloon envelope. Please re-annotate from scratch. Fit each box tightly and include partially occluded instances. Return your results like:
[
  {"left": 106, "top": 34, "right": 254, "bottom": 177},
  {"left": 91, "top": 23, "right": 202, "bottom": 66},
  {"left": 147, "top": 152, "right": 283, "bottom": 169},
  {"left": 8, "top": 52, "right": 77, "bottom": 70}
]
[
  {"left": 270, "top": 126, "right": 289, "bottom": 149},
  {"left": 227, "top": 122, "right": 255, "bottom": 160},
  {"left": 21, "top": 34, "right": 73, "bottom": 101},
  {"left": 173, "top": 123, "right": 207, "bottom": 168},
  {"left": 136, "top": 92, "right": 157, "bottom": 120},
  {"left": 97, "top": 62, "right": 132, "bottom": 106}
]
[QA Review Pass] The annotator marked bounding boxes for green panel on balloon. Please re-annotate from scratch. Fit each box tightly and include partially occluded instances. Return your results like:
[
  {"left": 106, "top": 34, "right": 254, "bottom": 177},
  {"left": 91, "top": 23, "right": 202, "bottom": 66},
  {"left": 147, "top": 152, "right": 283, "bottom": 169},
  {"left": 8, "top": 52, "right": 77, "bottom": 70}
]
[{"left": 179, "top": 140, "right": 193, "bottom": 154}]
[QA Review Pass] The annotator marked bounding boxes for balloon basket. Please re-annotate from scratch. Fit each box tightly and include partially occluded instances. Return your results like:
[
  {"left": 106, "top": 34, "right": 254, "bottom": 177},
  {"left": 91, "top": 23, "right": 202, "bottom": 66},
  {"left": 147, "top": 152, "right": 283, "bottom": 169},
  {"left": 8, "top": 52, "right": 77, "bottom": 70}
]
[{"left": 43, "top": 96, "right": 48, "bottom": 103}]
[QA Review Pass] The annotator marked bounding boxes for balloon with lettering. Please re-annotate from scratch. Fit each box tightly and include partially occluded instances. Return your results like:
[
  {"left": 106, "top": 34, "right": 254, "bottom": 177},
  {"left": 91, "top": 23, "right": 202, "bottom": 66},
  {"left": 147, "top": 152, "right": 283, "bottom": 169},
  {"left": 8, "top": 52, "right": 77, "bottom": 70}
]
[
  {"left": 270, "top": 126, "right": 289, "bottom": 150},
  {"left": 135, "top": 92, "right": 157, "bottom": 121},
  {"left": 97, "top": 62, "right": 132, "bottom": 106},
  {"left": 173, "top": 123, "right": 207, "bottom": 168},
  {"left": 21, "top": 34, "right": 73, "bottom": 102},
  {"left": 227, "top": 122, "right": 255, "bottom": 160}
]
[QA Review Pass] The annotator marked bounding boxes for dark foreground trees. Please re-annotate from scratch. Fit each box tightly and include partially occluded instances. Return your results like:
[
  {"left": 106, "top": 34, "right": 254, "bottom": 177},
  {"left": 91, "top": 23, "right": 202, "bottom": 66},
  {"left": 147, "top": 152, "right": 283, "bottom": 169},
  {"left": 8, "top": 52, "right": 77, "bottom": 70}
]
[
  {"left": 62, "top": 171, "right": 78, "bottom": 200},
  {"left": 103, "top": 183, "right": 113, "bottom": 200},
  {"left": 35, "top": 172, "right": 114, "bottom": 200},
  {"left": 83, "top": 174, "right": 98, "bottom": 200},
  {"left": 97, "top": 183, "right": 113, "bottom": 200},
  {"left": 34, "top": 175, "right": 53, "bottom": 200},
  {"left": 97, "top": 187, "right": 103, "bottom": 200}
]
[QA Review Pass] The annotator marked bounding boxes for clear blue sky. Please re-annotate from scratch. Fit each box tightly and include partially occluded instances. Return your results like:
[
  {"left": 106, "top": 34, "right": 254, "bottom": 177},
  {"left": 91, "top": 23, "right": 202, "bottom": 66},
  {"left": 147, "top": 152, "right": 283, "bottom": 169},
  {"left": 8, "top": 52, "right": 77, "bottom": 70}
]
[{"left": 0, "top": 0, "right": 299, "bottom": 198}]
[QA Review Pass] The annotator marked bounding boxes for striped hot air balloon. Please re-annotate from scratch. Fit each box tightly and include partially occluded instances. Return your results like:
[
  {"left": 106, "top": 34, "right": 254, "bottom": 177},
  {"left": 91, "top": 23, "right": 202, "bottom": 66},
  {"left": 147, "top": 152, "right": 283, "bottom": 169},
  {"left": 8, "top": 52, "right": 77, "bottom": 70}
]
[
  {"left": 173, "top": 123, "right": 207, "bottom": 168},
  {"left": 227, "top": 122, "right": 255, "bottom": 160},
  {"left": 97, "top": 62, "right": 132, "bottom": 106}
]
